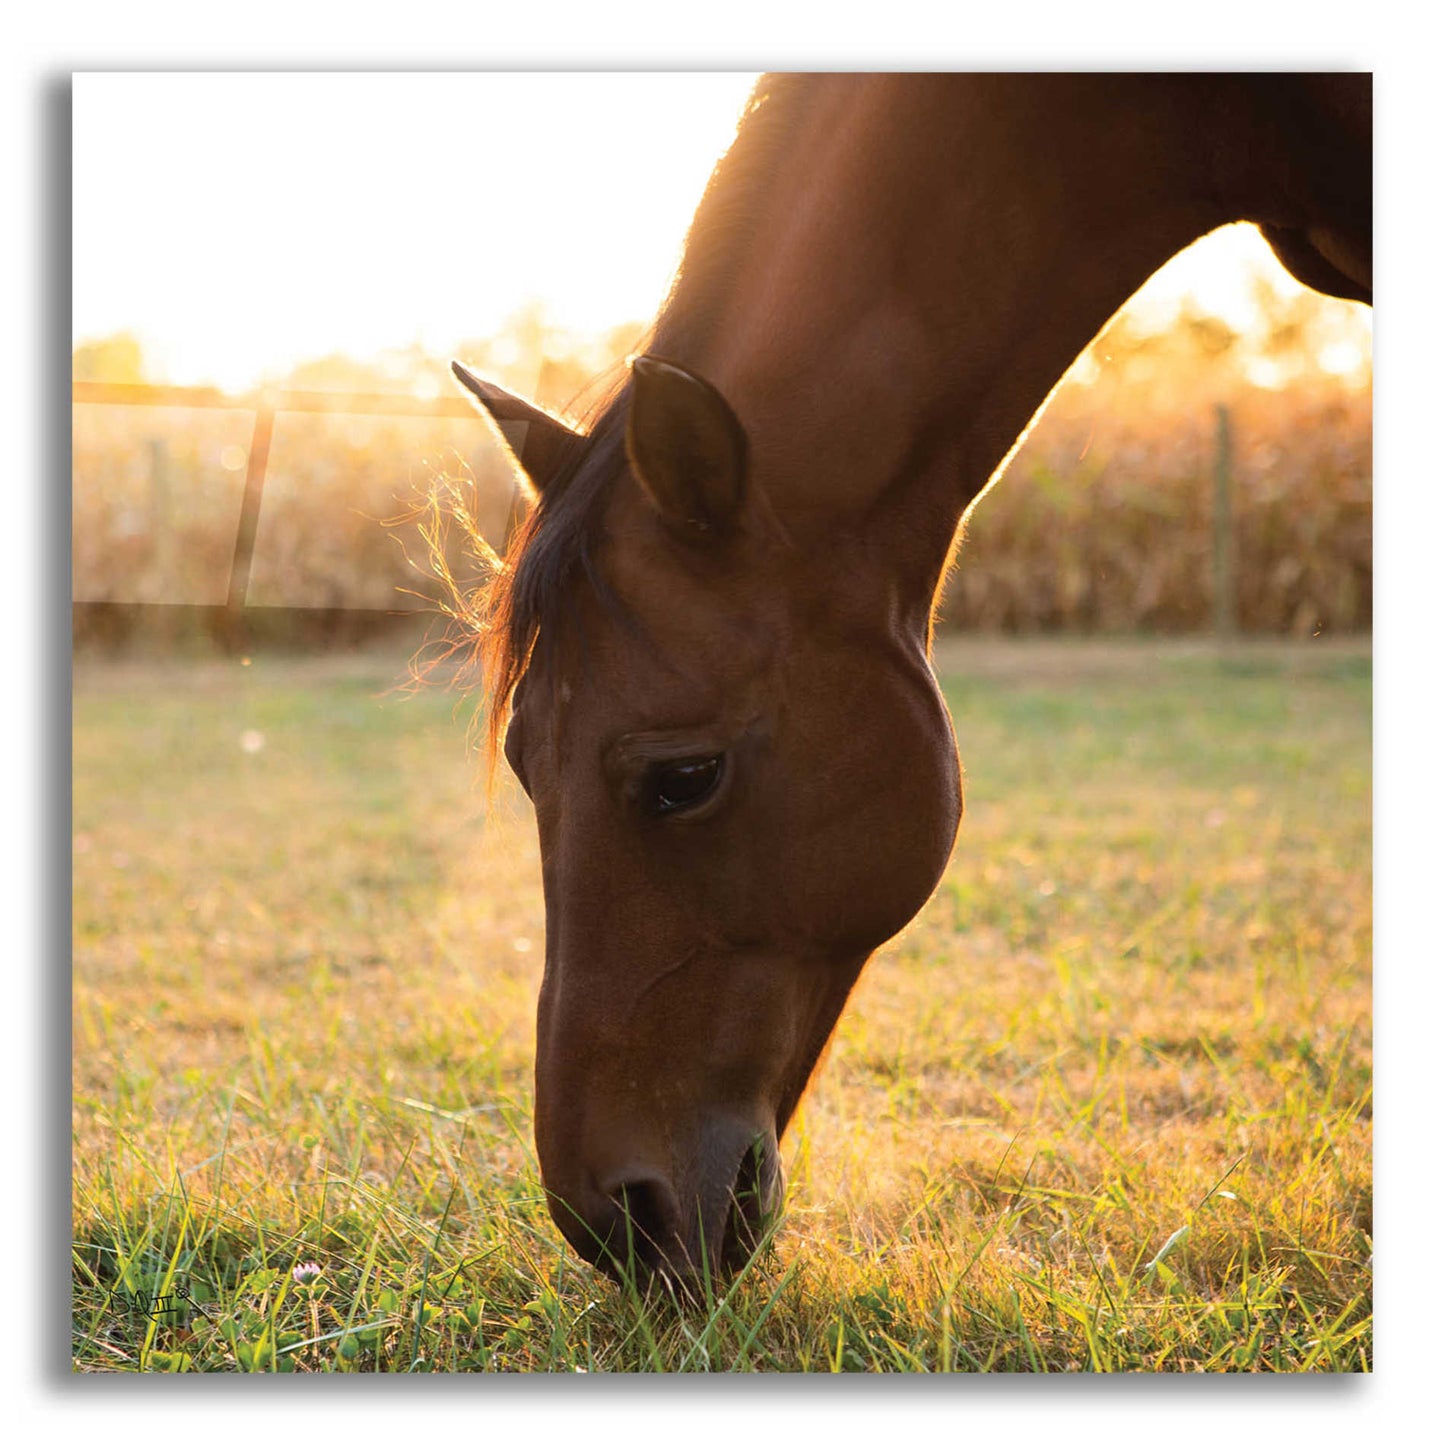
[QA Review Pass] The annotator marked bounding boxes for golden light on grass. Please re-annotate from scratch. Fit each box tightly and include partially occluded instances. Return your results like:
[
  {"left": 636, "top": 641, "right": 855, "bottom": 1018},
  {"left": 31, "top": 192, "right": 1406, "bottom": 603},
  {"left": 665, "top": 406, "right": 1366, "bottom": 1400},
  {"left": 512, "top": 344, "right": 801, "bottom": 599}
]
[{"left": 72, "top": 642, "right": 1370, "bottom": 1371}]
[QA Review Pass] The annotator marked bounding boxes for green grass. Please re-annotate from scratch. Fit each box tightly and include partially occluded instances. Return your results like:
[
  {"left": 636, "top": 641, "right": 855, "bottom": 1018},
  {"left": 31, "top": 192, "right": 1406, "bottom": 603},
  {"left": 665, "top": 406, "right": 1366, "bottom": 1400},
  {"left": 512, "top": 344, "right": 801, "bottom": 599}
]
[{"left": 71, "top": 637, "right": 1371, "bottom": 1372}]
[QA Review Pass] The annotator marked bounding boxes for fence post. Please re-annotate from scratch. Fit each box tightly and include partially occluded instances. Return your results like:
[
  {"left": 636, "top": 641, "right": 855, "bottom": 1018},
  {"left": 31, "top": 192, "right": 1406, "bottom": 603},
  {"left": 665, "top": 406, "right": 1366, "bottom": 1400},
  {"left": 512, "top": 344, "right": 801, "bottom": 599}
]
[
  {"left": 147, "top": 436, "right": 173, "bottom": 599},
  {"left": 147, "top": 436, "right": 180, "bottom": 643},
  {"left": 1212, "top": 403, "right": 1236, "bottom": 640},
  {"left": 227, "top": 400, "right": 275, "bottom": 613},
  {"left": 221, "top": 399, "right": 276, "bottom": 651}
]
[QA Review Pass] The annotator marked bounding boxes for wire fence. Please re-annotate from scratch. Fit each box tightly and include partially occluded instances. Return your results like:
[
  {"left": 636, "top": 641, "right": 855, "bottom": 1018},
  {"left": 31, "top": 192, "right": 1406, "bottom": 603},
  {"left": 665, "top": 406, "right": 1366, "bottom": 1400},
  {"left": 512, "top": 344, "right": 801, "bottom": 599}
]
[
  {"left": 72, "top": 373, "right": 1372, "bottom": 651},
  {"left": 71, "top": 379, "right": 523, "bottom": 652}
]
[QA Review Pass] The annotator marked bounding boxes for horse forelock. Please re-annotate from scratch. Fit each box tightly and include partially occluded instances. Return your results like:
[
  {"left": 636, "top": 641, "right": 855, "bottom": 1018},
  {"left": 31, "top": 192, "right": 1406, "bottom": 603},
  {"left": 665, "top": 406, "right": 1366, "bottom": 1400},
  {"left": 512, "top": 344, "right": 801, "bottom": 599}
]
[{"left": 480, "top": 390, "right": 630, "bottom": 765}]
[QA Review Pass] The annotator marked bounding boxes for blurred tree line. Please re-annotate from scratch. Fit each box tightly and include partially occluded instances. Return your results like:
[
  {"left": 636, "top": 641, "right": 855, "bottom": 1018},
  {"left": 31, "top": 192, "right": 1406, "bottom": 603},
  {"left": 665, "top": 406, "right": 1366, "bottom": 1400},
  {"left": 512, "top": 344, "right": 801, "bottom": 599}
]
[
  {"left": 72, "top": 282, "right": 1370, "bottom": 651},
  {"left": 947, "top": 281, "right": 1371, "bottom": 636}
]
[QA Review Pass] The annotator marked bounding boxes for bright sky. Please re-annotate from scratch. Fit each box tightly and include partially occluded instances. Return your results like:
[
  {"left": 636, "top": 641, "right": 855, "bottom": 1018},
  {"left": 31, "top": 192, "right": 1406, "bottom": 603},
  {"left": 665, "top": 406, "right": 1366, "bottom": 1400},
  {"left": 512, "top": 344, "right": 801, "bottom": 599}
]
[
  {"left": 73, "top": 73, "right": 761, "bottom": 389},
  {"left": 73, "top": 72, "right": 1367, "bottom": 392}
]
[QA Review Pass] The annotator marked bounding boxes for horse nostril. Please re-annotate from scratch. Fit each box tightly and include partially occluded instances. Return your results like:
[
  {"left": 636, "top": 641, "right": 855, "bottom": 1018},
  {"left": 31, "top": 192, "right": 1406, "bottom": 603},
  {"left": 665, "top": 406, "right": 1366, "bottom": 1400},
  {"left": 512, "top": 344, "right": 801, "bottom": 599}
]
[
  {"left": 605, "top": 1177, "right": 681, "bottom": 1275},
  {"left": 722, "top": 1133, "right": 783, "bottom": 1272}
]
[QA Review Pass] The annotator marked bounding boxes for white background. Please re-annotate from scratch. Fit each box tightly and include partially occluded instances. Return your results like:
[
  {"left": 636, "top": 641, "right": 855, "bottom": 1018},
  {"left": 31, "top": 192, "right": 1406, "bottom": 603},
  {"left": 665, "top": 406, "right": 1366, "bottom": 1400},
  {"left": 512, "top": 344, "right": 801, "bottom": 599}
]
[{"left": 12, "top": 1, "right": 1434, "bottom": 1434}]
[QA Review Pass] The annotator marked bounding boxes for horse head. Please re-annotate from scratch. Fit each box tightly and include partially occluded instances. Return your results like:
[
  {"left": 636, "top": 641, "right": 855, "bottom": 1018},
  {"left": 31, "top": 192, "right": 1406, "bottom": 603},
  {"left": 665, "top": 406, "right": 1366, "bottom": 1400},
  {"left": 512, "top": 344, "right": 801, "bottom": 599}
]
[{"left": 455, "top": 355, "right": 962, "bottom": 1283}]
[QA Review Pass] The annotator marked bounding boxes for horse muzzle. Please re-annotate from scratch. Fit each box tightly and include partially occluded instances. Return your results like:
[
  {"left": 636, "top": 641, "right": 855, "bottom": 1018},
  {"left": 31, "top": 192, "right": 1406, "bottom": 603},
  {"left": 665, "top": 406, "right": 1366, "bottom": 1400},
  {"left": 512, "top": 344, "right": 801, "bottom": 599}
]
[{"left": 547, "top": 1116, "right": 784, "bottom": 1287}]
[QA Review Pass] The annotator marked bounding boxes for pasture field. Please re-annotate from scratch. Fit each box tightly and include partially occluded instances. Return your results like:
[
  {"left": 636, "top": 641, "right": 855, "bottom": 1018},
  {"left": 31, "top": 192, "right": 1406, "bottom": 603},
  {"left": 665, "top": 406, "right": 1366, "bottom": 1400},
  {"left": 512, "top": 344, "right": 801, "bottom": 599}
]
[{"left": 71, "top": 637, "right": 1371, "bottom": 1372}]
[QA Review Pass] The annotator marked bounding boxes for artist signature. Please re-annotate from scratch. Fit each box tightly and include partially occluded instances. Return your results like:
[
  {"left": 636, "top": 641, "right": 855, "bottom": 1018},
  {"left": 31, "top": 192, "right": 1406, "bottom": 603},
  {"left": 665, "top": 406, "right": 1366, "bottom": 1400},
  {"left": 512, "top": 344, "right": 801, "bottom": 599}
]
[{"left": 106, "top": 1282, "right": 193, "bottom": 1319}]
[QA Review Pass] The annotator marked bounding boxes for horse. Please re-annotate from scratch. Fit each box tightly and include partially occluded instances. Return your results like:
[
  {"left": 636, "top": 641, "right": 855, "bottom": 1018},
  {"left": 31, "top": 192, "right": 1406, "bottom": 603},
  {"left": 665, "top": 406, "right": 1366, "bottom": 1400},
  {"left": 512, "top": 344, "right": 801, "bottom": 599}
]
[{"left": 449, "top": 73, "right": 1372, "bottom": 1284}]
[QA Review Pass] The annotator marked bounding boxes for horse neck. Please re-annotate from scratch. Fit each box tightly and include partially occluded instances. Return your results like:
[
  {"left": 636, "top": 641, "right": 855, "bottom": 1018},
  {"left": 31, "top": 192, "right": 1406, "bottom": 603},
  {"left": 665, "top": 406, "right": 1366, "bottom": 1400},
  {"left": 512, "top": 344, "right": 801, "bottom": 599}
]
[{"left": 673, "top": 75, "right": 1293, "bottom": 638}]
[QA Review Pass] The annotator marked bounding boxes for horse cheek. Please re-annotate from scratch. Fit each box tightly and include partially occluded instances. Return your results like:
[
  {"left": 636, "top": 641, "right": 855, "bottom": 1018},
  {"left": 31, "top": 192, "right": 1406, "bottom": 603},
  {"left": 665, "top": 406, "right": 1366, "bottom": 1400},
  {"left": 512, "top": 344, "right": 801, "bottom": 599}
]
[{"left": 820, "top": 656, "right": 961, "bottom": 945}]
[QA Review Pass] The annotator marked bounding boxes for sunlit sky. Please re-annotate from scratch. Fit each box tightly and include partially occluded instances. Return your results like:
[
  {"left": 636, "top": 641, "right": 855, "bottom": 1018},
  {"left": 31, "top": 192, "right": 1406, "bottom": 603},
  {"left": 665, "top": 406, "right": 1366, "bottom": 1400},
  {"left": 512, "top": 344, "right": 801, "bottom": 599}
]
[{"left": 73, "top": 72, "right": 1367, "bottom": 392}]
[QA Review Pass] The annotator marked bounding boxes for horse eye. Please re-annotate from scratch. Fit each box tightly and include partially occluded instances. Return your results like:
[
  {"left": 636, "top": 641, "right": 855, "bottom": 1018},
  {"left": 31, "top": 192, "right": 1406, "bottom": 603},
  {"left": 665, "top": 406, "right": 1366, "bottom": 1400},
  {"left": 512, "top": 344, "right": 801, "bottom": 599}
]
[{"left": 647, "top": 756, "right": 724, "bottom": 815}]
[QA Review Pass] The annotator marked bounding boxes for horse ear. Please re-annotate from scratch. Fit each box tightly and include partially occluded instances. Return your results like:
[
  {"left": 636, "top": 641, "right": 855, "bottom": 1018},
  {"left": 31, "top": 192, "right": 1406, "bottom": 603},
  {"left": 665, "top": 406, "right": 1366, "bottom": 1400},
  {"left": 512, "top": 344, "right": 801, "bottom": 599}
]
[
  {"left": 451, "top": 360, "right": 583, "bottom": 492},
  {"left": 625, "top": 355, "right": 748, "bottom": 537}
]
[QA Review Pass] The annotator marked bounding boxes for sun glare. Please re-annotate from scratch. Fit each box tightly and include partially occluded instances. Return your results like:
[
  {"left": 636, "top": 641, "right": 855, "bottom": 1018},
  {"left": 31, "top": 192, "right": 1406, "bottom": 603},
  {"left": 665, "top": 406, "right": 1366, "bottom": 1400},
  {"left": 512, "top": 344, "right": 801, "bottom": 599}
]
[
  {"left": 72, "top": 76, "right": 1370, "bottom": 392},
  {"left": 73, "top": 73, "right": 762, "bottom": 391},
  {"left": 1130, "top": 222, "right": 1372, "bottom": 382}
]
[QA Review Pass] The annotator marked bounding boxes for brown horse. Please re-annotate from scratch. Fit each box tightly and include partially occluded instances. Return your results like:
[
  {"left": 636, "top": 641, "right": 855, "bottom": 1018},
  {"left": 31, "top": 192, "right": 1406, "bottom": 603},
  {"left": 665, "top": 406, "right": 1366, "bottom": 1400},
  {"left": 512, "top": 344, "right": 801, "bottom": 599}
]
[{"left": 450, "top": 73, "right": 1371, "bottom": 1283}]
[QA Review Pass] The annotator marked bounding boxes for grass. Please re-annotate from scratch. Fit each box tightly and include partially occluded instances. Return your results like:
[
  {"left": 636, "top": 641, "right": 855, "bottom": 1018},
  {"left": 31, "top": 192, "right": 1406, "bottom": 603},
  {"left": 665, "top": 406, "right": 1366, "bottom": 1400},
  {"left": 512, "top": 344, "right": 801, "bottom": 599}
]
[{"left": 71, "top": 636, "right": 1371, "bottom": 1372}]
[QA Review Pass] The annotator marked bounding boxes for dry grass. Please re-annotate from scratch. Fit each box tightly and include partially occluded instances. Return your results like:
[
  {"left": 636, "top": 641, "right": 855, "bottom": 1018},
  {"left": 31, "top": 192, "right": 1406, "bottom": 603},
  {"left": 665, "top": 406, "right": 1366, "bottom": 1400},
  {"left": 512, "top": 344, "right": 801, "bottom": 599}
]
[{"left": 71, "top": 638, "right": 1370, "bottom": 1372}]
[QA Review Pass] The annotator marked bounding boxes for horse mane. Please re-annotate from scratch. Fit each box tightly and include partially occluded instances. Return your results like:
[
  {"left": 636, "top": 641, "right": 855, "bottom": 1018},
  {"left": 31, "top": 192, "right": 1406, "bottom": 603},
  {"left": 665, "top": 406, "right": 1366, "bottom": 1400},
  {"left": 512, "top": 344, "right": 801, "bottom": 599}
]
[{"left": 470, "top": 72, "right": 818, "bottom": 766}]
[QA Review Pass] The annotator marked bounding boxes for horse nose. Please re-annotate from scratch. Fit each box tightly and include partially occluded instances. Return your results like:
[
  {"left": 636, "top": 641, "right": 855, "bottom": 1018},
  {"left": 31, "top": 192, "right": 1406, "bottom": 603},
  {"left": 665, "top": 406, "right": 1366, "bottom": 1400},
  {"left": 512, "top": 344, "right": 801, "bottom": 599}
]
[
  {"left": 560, "top": 1171, "right": 685, "bottom": 1279},
  {"left": 556, "top": 1125, "right": 783, "bottom": 1284}
]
